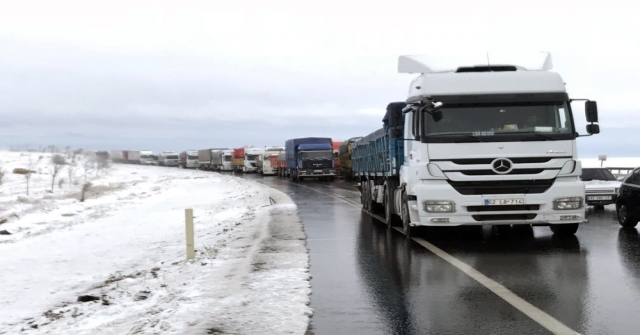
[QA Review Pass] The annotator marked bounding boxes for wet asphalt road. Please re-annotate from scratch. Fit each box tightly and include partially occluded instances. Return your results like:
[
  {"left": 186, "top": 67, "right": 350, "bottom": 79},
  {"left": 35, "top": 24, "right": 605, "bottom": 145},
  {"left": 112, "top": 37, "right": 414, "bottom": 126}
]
[{"left": 240, "top": 173, "right": 640, "bottom": 335}]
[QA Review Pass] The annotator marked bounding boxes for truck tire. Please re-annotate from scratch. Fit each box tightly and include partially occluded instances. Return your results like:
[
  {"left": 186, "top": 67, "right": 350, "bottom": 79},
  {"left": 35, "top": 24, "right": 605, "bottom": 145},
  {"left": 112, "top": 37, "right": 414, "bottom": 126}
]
[
  {"left": 617, "top": 204, "right": 639, "bottom": 228},
  {"left": 400, "top": 192, "right": 413, "bottom": 238},
  {"left": 385, "top": 181, "right": 401, "bottom": 227},
  {"left": 549, "top": 223, "right": 579, "bottom": 237},
  {"left": 361, "top": 182, "right": 370, "bottom": 211}
]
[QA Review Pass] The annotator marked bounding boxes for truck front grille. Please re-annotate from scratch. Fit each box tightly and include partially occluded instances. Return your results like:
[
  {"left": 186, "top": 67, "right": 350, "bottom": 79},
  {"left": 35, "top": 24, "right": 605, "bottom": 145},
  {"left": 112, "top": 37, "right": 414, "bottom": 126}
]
[
  {"left": 448, "top": 179, "right": 554, "bottom": 195},
  {"left": 460, "top": 169, "right": 544, "bottom": 176},
  {"left": 448, "top": 157, "right": 555, "bottom": 165}
]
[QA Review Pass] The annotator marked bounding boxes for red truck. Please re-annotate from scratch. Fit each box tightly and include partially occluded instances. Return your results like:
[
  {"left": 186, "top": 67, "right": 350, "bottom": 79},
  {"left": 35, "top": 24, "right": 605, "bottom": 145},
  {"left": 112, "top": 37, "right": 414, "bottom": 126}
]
[
  {"left": 275, "top": 152, "right": 287, "bottom": 177},
  {"left": 231, "top": 148, "right": 245, "bottom": 172}
]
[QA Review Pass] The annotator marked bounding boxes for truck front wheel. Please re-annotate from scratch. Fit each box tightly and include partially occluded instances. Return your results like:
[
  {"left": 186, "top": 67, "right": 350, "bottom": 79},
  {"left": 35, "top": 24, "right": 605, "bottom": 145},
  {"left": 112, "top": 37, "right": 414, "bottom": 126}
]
[
  {"left": 549, "top": 223, "right": 579, "bottom": 237},
  {"left": 400, "top": 192, "right": 413, "bottom": 238}
]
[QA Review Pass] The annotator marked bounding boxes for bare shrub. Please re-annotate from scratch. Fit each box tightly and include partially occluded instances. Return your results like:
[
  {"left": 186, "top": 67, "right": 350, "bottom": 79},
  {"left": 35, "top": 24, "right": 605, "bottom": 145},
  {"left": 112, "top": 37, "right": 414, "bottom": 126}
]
[
  {"left": 0, "top": 167, "right": 5, "bottom": 185},
  {"left": 13, "top": 168, "right": 30, "bottom": 175},
  {"left": 50, "top": 154, "right": 66, "bottom": 191}
]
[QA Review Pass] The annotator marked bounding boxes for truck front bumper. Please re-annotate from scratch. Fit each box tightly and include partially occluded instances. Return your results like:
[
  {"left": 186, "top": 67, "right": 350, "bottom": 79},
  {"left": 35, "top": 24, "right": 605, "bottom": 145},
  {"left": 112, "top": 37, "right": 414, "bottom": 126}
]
[
  {"left": 409, "top": 178, "right": 587, "bottom": 227},
  {"left": 299, "top": 169, "right": 335, "bottom": 178}
]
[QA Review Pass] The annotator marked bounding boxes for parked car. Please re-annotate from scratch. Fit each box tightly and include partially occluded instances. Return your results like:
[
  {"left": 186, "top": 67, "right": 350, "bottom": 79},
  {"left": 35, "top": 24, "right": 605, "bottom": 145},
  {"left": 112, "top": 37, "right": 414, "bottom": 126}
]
[
  {"left": 581, "top": 168, "right": 621, "bottom": 209},
  {"left": 616, "top": 168, "right": 640, "bottom": 228}
]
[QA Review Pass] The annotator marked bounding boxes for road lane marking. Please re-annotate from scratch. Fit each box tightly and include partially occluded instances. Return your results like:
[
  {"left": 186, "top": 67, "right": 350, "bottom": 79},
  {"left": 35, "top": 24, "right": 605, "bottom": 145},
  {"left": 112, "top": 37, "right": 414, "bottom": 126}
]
[
  {"left": 412, "top": 237, "right": 580, "bottom": 335},
  {"left": 286, "top": 181, "right": 581, "bottom": 335}
]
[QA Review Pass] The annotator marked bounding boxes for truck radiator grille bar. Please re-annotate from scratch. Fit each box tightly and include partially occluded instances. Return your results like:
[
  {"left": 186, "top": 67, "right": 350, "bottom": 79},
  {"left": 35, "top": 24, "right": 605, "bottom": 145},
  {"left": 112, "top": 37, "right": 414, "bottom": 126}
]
[
  {"left": 447, "top": 179, "right": 554, "bottom": 195},
  {"left": 302, "top": 161, "right": 333, "bottom": 169},
  {"left": 466, "top": 205, "right": 540, "bottom": 212},
  {"left": 444, "top": 157, "right": 560, "bottom": 165},
  {"left": 459, "top": 169, "right": 545, "bottom": 176},
  {"left": 472, "top": 214, "right": 537, "bottom": 221}
]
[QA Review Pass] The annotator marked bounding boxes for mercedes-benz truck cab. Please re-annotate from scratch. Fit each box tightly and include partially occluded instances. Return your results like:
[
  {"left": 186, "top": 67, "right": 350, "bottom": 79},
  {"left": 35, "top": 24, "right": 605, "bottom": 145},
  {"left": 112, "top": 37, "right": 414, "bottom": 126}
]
[{"left": 369, "top": 52, "right": 599, "bottom": 237}]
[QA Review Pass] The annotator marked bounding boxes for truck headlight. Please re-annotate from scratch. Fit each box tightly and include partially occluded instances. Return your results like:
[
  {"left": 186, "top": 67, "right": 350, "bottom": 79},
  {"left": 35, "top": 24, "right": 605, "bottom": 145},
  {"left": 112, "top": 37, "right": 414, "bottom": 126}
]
[
  {"left": 423, "top": 200, "right": 455, "bottom": 213},
  {"left": 553, "top": 197, "right": 583, "bottom": 210},
  {"left": 615, "top": 188, "right": 620, "bottom": 195}
]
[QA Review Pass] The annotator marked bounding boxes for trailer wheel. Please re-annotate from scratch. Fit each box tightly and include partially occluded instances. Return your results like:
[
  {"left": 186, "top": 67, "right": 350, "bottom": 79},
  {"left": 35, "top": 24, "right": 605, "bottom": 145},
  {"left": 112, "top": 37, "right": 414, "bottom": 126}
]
[{"left": 361, "top": 182, "right": 370, "bottom": 211}]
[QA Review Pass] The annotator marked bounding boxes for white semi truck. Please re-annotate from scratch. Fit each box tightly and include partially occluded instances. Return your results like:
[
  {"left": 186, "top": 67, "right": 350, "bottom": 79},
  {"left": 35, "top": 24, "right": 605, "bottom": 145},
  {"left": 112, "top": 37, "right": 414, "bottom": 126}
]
[
  {"left": 354, "top": 52, "right": 600, "bottom": 237},
  {"left": 158, "top": 151, "right": 179, "bottom": 167},
  {"left": 179, "top": 150, "right": 199, "bottom": 169},
  {"left": 260, "top": 146, "right": 285, "bottom": 175},
  {"left": 220, "top": 150, "right": 234, "bottom": 171},
  {"left": 243, "top": 147, "right": 265, "bottom": 173}
]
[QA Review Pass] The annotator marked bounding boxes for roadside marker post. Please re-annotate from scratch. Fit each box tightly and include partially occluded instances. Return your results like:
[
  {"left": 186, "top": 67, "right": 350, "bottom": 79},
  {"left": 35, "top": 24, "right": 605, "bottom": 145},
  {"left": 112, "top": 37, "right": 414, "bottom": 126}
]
[{"left": 185, "top": 208, "right": 195, "bottom": 260}]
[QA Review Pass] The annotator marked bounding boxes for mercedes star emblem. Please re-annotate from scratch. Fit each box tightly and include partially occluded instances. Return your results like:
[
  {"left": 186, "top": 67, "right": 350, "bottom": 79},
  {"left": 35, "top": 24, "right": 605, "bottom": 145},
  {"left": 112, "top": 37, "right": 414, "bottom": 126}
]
[{"left": 491, "top": 158, "right": 513, "bottom": 174}]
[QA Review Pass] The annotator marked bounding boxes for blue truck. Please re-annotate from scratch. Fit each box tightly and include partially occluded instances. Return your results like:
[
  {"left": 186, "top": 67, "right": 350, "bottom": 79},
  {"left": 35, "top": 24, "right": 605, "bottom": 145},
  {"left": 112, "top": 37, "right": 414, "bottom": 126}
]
[
  {"left": 285, "top": 137, "right": 336, "bottom": 181},
  {"left": 352, "top": 102, "right": 406, "bottom": 226}
]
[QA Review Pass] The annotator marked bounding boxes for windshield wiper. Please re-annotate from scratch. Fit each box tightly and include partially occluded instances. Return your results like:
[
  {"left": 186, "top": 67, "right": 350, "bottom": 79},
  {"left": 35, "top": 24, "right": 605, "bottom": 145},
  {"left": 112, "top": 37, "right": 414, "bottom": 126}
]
[{"left": 430, "top": 133, "right": 488, "bottom": 142}]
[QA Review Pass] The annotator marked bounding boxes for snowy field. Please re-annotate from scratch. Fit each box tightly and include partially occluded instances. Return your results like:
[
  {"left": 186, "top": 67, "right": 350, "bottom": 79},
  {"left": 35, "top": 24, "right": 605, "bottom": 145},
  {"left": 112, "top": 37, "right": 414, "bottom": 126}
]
[{"left": 0, "top": 151, "right": 311, "bottom": 334}]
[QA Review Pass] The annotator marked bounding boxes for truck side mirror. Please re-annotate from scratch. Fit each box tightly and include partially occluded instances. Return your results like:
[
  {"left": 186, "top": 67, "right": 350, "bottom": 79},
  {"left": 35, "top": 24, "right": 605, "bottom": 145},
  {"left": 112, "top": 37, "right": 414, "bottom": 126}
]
[
  {"left": 585, "top": 101, "right": 598, "bottom": 123},
  {"left": 586, "top": 124, "right": 600, "bottom": 134}
]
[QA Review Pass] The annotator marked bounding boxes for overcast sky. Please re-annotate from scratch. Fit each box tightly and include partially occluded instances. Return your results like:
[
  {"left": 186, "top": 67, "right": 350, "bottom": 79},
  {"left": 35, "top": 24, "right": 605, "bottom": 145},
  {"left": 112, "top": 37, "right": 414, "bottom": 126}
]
[{"left": 1, "top": 0, "right": 639, "bottom": 158}]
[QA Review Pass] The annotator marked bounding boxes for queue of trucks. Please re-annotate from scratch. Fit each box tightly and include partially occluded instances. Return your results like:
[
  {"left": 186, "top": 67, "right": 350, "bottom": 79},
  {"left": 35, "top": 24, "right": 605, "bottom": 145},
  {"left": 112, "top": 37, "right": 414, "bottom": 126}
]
[{"left": 107, "top": 52, "right": 607, "bottom": 237}]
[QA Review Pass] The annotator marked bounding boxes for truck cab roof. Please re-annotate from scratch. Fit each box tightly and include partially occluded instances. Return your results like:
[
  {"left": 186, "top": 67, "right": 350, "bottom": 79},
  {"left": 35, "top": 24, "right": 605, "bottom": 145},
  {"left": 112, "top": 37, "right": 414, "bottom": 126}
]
[{"left": 399, "top": 52, "right": 566, "bottom": 100}]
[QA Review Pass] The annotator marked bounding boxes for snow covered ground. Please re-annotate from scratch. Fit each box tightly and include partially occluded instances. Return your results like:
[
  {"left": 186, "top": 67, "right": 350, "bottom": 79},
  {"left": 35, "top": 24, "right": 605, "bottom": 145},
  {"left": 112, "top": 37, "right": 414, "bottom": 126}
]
[{"left": 0, "top": 151, "right": 311, "bottom": 334}]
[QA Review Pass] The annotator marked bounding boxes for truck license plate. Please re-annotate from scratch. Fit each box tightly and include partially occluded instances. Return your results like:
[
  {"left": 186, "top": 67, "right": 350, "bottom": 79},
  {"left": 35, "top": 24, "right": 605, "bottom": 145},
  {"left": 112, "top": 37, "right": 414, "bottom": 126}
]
[
  {"left": 587, "top": 196, "right": 611, "bottom": 200},
  {"left": 484, "top": 198, "right": 524, "bottom": 206},
  {"left": 314, "top": 170, "right": 322, "bottom": 173}
]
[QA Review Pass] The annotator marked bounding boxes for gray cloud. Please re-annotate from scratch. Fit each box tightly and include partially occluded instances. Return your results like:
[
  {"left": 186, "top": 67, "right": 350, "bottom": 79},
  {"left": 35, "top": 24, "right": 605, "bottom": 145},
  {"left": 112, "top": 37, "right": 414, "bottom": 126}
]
[{"left": 1, "top": 1, "right": 639, "bottom": 160}]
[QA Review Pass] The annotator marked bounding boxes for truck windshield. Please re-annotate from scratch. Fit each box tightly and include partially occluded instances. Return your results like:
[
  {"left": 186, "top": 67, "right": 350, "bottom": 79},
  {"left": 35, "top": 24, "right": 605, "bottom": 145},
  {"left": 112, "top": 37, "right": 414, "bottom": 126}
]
[
  {"left": 424, "top": 101, "right": 575, "bottom": 143},
  {"left": 581, "top": 168, "right": 616, "bottom": 181},
  {"left": 300, "top": 151, "right": 333, "bottom": 160},
  {"left": 246, "top": 154, "right": 260, "bottom": 161},
  {"left": 141, "top": 155, "right": 153, "bottom": 159},
  {"left": 188, "top": 155, "right": 198, "bottom": 159},
  {"left": 167, "top": 155, "right": 178, "bottom": 159},
  {"left": 224, "top": 156, "right": 232, "bottom": 161}
]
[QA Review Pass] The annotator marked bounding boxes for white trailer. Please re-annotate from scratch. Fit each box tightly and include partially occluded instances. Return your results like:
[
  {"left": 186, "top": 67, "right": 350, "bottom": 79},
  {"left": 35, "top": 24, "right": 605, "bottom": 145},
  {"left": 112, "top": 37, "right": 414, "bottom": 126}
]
[
  {"left": 128, "top": 151, "right": 141, "bottom": 164},
  {"left": 357, "top": 52, "right": 600, "bottom": 237},
  {"left": 110, "top": 150, "right": 125, "bottom": 163}
]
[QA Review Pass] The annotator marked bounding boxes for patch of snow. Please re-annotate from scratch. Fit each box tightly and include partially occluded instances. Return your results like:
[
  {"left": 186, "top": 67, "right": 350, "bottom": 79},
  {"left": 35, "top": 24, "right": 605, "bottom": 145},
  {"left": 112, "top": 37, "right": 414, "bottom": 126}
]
[{"left": 0, "top": 151, "right": 311, "bottom": 334}]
